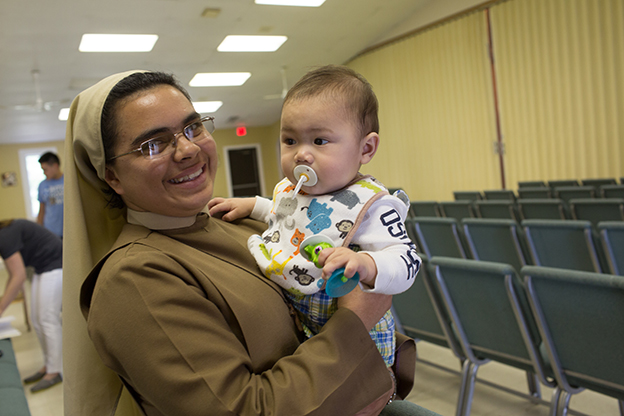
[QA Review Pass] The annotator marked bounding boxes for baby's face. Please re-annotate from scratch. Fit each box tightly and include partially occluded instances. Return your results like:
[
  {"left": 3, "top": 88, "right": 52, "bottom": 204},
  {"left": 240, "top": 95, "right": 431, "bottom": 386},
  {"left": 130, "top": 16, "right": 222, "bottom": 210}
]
[{"left": 279, "top": 97, "right": 368, "bottom": 195}]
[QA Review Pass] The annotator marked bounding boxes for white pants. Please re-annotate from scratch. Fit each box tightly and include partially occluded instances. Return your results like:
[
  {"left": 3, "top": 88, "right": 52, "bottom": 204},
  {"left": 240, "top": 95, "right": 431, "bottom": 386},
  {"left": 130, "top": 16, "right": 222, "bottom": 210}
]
[{"left": 31, "top": 268, "right": 63, "bottom": 374}]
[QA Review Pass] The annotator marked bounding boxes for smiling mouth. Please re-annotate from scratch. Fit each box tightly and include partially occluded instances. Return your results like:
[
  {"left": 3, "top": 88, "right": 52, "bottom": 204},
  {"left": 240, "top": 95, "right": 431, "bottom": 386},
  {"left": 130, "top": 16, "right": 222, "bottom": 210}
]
[{"left": 169, "top": 166, "right": 204, "bottom": 184}]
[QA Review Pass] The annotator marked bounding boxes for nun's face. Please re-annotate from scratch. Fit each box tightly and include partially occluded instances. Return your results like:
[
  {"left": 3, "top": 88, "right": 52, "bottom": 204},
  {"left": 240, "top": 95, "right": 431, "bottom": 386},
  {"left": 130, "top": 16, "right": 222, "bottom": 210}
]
[{"left": 104, "top": 85, "right": 217, "bottom": 217}]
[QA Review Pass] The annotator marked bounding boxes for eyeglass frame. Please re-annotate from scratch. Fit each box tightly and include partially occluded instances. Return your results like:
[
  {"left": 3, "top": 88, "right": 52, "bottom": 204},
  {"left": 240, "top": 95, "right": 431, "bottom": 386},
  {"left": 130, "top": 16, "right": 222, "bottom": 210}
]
[{"left": 107, "top": 115, "right": 215, "bottom": 161}]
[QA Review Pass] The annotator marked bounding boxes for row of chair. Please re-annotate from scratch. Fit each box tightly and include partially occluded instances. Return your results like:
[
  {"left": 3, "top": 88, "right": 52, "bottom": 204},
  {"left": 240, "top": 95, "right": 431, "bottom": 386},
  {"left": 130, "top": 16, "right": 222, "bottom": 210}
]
[
  {"left": 518, "top": 178, "right": 624, "bottom": 188},
  {"left": 405, "top": 217, "right": 624, "bottom": 275},
  {"left": 454, "top": 184, "right": 624, "bottom": 202},
  {"left": 410, "top": 198, "right": 624, "bottom": 227},
  {"left": 393, "top": 257, "right": 624, "bottom": 416},
  {"left": 518, "top": 184, "right": 624, "bottom": 200}
]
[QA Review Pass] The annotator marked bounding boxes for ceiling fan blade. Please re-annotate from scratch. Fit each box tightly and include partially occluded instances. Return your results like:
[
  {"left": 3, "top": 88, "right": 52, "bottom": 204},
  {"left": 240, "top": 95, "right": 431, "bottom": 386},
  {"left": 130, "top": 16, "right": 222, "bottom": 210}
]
[
  {"left": 11, "top": 104, "right": 39, "bottom": 111},
  {"left": 6, "top": 69, "right": 70, "bottom": 112},
  {"left": 280, "top": 66, "right": 288, "bottom": 99},
  {"left": 32, "top": 69, "right": 45, "bottom": 111},
  {"left": 264, "top": 67, "right": 289, "bottom": 100}
]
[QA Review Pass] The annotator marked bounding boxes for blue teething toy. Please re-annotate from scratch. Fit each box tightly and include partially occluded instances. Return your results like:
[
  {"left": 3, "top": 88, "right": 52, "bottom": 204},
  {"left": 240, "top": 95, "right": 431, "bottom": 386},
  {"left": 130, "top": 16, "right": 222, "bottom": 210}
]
[
  {"left": 323, "top": 268, "right": 360, "bottom": 298},
  {"left": 302, "top": 238, "right": 360, "bottom": 298}
]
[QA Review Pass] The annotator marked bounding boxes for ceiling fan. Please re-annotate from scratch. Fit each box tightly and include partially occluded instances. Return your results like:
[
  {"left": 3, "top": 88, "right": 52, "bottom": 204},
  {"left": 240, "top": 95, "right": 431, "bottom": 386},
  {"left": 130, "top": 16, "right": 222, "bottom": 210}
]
[
  {"left": 1, "top": 69, "right": 68, "bottom": 112},
  {"left": 264, "top": 67, "right": 289, "bottom": 100}
]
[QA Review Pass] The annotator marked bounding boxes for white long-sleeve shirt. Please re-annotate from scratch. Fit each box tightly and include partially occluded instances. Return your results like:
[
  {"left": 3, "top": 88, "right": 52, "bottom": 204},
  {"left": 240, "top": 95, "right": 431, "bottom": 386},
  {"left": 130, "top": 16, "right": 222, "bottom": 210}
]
[{"left": 248, "top": 175, "right": 421, "bottom": 296}]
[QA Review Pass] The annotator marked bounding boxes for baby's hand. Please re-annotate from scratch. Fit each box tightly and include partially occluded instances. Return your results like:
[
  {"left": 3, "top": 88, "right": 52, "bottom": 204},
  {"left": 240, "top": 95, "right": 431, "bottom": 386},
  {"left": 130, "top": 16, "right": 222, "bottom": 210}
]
[
  {"left": 208, "top": 197, "right": 256, "bottom": 222},
  {"left": 316, "top": 247, "right": 378, "bottom": 287}
]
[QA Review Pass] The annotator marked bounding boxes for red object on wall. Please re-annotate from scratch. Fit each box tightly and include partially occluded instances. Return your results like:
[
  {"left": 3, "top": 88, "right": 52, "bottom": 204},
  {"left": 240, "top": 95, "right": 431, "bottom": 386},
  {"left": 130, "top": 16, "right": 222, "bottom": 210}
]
[{"left": 236, "top": 126, "right": 247, "bottom": 137}]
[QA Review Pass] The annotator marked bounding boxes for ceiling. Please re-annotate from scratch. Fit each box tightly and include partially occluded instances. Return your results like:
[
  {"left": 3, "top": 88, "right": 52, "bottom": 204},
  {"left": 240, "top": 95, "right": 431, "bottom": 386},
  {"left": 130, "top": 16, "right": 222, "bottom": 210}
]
[{"left": 0, "top": 0, "right": 446, "bottom": 145}]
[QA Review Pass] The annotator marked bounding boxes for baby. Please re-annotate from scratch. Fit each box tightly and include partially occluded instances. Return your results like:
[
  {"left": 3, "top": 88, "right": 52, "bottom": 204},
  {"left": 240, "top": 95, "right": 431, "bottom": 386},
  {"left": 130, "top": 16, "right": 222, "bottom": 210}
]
[{"left": 208, "top": 65, "right": 421, "bottom": 366}]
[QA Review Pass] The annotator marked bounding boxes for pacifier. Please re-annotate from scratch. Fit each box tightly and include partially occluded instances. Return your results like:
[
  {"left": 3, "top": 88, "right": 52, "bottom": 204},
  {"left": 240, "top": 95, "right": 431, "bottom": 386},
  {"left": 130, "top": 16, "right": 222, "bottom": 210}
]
[{"left": 291, "top": 165, "right": 318, "bottom": 198}]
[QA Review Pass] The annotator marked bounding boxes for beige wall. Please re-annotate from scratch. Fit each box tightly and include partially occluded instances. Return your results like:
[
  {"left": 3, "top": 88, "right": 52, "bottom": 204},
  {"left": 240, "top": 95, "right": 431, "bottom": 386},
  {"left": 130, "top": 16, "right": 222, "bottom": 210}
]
[
  {"left": 374, "top": 0, "right": 487, "bottom": 45},
  {"left": 0, "top": 140, "right": 65, "bottom": 220},
  {"left": 349, "top": 11, "right": 499, "bottom": 202},
  {"left": 212, "top": 122, "right": 282, "bottom": 198},
  {"left": 491, "top": 0, "right": 624, "bottom": 186},
  {"left": 348, "top": 0, "right": 624, "bottom": 201}
]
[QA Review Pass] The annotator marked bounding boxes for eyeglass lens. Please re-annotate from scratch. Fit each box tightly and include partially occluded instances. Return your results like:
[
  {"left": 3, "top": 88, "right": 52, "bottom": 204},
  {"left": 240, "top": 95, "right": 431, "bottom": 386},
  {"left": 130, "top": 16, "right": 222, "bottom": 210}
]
[{"left": 140, "top": 117, "right": 214, "bottom": 158}]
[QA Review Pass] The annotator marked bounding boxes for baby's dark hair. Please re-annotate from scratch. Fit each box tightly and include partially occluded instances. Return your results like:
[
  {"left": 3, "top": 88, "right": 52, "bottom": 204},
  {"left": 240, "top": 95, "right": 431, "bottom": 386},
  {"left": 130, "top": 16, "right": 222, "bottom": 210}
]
[
  {"left": 283, "top": 65, "right": 379, "bottom": 137},
  {"left": 101, "top": 71, "right": 192, "bottom": 208}
]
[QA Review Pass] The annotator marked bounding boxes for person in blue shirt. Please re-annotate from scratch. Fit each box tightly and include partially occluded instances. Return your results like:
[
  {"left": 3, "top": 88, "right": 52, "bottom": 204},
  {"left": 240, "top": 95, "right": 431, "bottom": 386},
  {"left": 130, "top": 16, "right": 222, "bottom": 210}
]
[{"left": 37, "top": 152, "right": 64, "bottom": 238}]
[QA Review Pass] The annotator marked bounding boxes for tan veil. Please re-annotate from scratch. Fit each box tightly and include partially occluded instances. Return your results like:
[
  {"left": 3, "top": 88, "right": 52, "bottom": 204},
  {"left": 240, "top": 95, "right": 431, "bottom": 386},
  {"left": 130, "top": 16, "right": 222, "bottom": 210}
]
[{"left": 63, "top": 70, "right": 144, "bottom": 416}]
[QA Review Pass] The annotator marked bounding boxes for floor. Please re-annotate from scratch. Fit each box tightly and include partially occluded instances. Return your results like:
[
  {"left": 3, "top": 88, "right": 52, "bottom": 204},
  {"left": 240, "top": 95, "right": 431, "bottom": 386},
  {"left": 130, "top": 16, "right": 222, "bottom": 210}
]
[
  {"left": 3, "top": 285, "right": 63, "bottom": 416},
  {"left": 1, "top": 270, "right": 620, "bottom": 416}
]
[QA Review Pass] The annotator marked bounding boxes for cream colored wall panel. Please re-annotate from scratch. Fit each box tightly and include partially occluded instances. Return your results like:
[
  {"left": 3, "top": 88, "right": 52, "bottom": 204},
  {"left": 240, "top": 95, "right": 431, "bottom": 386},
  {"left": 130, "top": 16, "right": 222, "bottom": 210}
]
[
  {"left": 349, "top": 12, "right": 499, "bottom": 202},
  {"left": 491, "top": 0, "right": 624, "bottom": 188}
]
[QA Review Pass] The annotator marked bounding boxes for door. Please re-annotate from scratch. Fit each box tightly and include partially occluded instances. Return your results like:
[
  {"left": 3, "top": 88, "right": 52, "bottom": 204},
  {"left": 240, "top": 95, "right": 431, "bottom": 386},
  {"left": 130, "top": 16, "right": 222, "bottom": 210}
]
[{"left": 224, "top": 145, "right": 265, "bottom": 197}]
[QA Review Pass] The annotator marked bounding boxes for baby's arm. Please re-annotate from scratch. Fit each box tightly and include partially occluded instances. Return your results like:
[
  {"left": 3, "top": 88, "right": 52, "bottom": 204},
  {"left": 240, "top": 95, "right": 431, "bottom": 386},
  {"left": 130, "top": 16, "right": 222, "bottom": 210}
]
[
  {"left": 208, "top": 197, "right": 256, "bottom": 222},
  {"left": 351, "top": 195, "right": 421, "bottom": 294},
  {"left": 320, "top": 195, "right": 421, "bottom": 295}
]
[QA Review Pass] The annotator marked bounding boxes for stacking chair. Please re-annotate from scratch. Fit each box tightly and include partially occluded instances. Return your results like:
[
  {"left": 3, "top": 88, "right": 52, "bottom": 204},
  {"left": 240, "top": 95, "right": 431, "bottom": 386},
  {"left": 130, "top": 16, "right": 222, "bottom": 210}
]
[
  {"left": 569, "top": 198, "right": 624, "bottom": 226},
  {"left": 387, "top": 187, "right": 405, "bottom": 195},
  {"left": 554, "top": 186, "right": 596, "bottom": 203},
  {"left": 581, "top": 178, "right": 617, "bottom": 187},
  {"left": 384, "top": 400, "right": 444, "bottom": 416},
  {"left": 412, "top": 217, "right": 467, "bottom": 259},
  {"left": 483, "top": 189, "right": 516, "bottom": 201},
  {"left": 522, "top": 266, "right": 624, "bottom": 416},
  {"left": 404, "top": 217, "right": 422, "bottom": 250},
  {"left": 517, "top": 199, "right": 568, "bottom": 220},
  {"left": 518, "top": 181, "right": 547, "bottom": 188},
  {"left": 601, "top": 184, "right": 624, "bottom": 199},
  {"left": 392, "top": 254, "right": 465, "bottom": 360},
  {"left": 439, "top": 200, "right": 475, "bottom": 222},
  {"left": 409, "top": 201, "right": 440, "bottom": 218},
  {"left": 522, "top": 219, "right": 602, "bottom": 272},
  {"left": 461, "top": 218, "right": 528, "bottom": 272},
  {"left": 548, "top": 180, "right": 579, "bottom": 188},
  {"left": 598, "top": 222, "right": 624, "bottom": 275},
  {"left": 430, "top": 258, "right": 555, "bottom": 416},
  {"left": 453, "top": 191, "right": 482, "bottom": 202},
  {"left": 517, "top": 187, "right": 553, "bottom": 199},
  {"left": 473, "top": 200, "right": 518, "bottom": 221}
]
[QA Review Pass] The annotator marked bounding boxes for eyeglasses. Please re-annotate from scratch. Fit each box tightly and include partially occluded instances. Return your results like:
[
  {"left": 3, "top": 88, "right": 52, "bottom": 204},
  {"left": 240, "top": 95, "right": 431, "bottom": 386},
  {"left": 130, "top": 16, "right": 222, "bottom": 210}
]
[{"left": 108, "top": 116, "right": 215, "bottom": 161}]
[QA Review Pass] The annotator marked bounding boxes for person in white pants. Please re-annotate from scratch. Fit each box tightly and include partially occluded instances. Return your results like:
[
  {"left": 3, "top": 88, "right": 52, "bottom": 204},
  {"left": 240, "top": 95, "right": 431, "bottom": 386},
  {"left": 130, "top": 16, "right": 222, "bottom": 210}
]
[{"left": 0, "top": 219, "right": 63, "bottom": 392}]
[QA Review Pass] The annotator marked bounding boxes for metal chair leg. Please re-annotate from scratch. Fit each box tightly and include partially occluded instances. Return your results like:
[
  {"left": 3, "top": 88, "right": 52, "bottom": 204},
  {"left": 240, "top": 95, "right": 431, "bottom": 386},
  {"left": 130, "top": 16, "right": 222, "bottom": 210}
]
[
  {"left": 556, "top": 390, "right": 571, "bottom": 416},
  {"left": 549, "top": 387, "right": 563, "bottom": 416},
  {"left": 525, "top": 371, "right": 541, "bottom": 402},
  {"left": 456, "top": 360, "right": 479, "bottom": 416}
]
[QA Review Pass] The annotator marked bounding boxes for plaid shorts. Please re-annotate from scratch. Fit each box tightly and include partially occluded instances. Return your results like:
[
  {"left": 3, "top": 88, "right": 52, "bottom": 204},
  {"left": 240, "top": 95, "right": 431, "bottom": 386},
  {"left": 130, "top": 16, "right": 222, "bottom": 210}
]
[{"left": 284, "top": 290, "right": 396, "bottom": 366}]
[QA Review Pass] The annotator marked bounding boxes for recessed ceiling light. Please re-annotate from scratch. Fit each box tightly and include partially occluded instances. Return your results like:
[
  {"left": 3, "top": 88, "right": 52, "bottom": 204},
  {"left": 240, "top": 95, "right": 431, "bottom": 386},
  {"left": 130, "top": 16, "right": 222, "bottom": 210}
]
[
  {"left": 193, "top": 101, "right": 223, "bottom": 113},
  {"left": 189, "top": 72, "right": 252, "bottom": 87},
  {"left": 255, "top": 0, "right": 326, "bottom": 6},
  {"left": 58, "top": 108, "right": 70, "bottom": 121},
  {"left": 79, "top": 34, "right": 158, "bottom": 52},
  {"left": 217, "top": 35, "right": 287, "bottom": 52}
]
